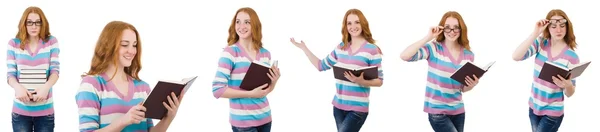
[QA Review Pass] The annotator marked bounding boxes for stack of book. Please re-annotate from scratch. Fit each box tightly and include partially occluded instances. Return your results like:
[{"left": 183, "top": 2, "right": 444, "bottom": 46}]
[{"left": 18, "top": 69, "right": 48, "bottom": 92}]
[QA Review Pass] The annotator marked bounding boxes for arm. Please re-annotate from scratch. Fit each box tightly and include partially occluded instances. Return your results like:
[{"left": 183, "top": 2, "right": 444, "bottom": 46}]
[
  {"left": 212, "top": 48, "right": 254, "bottom": 99},
  {"left": 44, "top": 41, "right": 60, "bottom": 89},
  {"left": 149, "top": 118, "right": 173, "bottom": 132},
  {"left": 77, "top": 77, "right": 127, "bottom": 132},
  {"left": 400, "top": 36, "right": 433, "bottom": 62},
  {"left": 7, "top": 40, "right": 22, "bottom": 88},
  {"left": 512, "top": 33, "right": 542, "bottom": 61},
  {"left": 301, "top": 45, "right": 338, "bottom": 71},
  {"left": 356, "top": 47, "right": 384, "bottom": 87}
]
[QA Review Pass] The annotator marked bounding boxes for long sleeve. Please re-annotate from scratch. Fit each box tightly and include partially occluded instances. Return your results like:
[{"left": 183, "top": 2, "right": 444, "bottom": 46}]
[
  {"left": 76, "top": 76, "right": 102, "bottom": 132},
  {"left": 48, "top": 38, "right": 60, "bottom": 75},
  {"left": 7, "top": 39, "right": 18, "bottom": 80},
  {"left": 212, "top": 47, "right": 235, "bottom": 99},
  {"left": 518, "top": 36, "right": 543, "bottom": 61},
  {"left": 317, "top": 46, "right": 339, "bottom": 71},
  {"left": 407, "top": 42, "right": 434, "bottom": 62}
]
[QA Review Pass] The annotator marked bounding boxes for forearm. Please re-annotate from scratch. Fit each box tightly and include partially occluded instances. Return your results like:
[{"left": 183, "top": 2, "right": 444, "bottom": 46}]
[
  {"left": 150, "top": 118, "right": 174, "bottom": 132},
  {"left": 93, "top": 120, "right": 127, "bottom": 132},
  {"left": 564, "top": 85, "right": 575, "bottom": 97},
  {"left": 43, "top": 73, "right": 59, "bottom": 91},
  {"left": 8, "top": 77, "right": 24, "bottom": 90},
  {"left": 220, "top": 87, "right": 252, "bottom": 98},
  {"left": 267, "top": 82, "right": 277, "bottom": 93},
  {"left": 462, "top": 86, "right": 474, "bottom": 92},
  {"left": 356, "top": 79, "right": 382, "bottom": 87},
  {"left": 512, "top": 32, "right": 539, "bottom": 61},
  {"left": 300, "top": 47, "right": 321, "bottom": 70},
  {"left": 400, "top": 37, "right": 430, "bottom": 61}
]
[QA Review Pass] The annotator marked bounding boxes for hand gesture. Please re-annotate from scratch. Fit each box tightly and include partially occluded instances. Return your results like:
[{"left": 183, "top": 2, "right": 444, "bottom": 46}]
[
  {"left": 290, "top": 38, "right": 307, "bottom": 49},
  {"left": 162, "top": 92, "right": 184, "bottom": 120},
  {"left": 249, "top": 84, "right": 270, "bottom": 98},
  {"left": 427, "top": 26, "right": 444, "bottom": 40},
  {"left": 120, "top": 104, "right": 147, "bottom": 125},
  {"left": 344, "top": 71, "right": 365, "bottom": 84},
  {"left": 464, "top": 75, "right": 479, "bottom": 89},
  {"left": 32, "top": 88, "right": 49, "bottom": 102},
  {"left": 552, "top": 75, "right": 574, "bottom": 89},
  {"left": 534, "top": 19, "right": 549, "bottom": 34},
  {"left": 15, "top": 87, "right": 32, "bottom": 103}
]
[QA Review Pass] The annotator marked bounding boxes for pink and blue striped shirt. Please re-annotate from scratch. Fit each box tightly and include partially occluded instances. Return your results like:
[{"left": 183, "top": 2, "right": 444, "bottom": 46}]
[
  {"left": 6, "top": 36, "right": 60, "bottom": 116},
  {"left": 212, "top": 43, "right": 273, "bottom": 127},
  {"left": 317, "top": 42, "right": 384, "bottom": 113},
  {"left": 406, "top": 41, "right": 474, "bottom": 115},
  {"left": 76, "top": 73, "right": 154, "bottom": 132},
  {"left": 518, "top": 37, "right": 579, "bottom": 117}
]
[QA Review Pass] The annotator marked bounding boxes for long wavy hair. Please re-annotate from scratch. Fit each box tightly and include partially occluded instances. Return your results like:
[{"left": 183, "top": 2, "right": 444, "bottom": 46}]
[
  {"left": 435, "top": 11, "right": 470, "bottom": 51},
  {"left": 543, "top": 9, "right": 577, "bottom": 50},
  {"left": 227, "top": 7, "right": 262, "bottom": 51},
  {"left": 83, "top": 21, "right": 142, "bottom": 81},
  {"left": 341, "top": 9, "right": 381, "bottom": 53},
  {"left": 15, "top": 6, "right": 51, "bottom": 50}
]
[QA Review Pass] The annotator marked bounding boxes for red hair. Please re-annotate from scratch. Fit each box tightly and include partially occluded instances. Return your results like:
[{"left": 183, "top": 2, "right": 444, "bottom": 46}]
[
  {"left": 543, "top": 9, "right": 577, "bottom": 50},
  {"left": 15, "top": 6, "right": 51, "bottom": 50},
  {"left": 436, "top": 11, "right": 470, "bottom": 51},
  {"left": 227, "top": 7, "right": 262, "bottom": 50},
  {"left": 341, "top": 9, "right": 381, "bottom": 54}
]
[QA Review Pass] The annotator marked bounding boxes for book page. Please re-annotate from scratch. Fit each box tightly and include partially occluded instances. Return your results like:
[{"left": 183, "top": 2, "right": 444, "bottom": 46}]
[
  {"left": 483, "top": 61, "right": 496, "bottom": 70},
  {"left": 546, "top": 61, "right": 569, "bottom": 71},
  {"left": 568, "top": 61, "right": 591, "bottom": 70}
]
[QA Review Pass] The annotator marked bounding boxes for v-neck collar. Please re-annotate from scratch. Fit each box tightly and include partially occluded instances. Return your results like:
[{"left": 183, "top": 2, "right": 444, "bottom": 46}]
[
  {"left": 441, "top": 42, "right": 464, "bottom": 65},
  {"left": 101, "top": 73, "right": 135, "bottom": 102},
  {"left": 236, "top": 42, "right": 260, "bottom": 62},
  {"left": 347, "top": 41, "right": 367, "bottom": 56},
  {"left": 546, "top": 38, "right": 569, "bottom": 61},
  {"left": 25, "top": 39, "right": 43, "bottom": 57}
]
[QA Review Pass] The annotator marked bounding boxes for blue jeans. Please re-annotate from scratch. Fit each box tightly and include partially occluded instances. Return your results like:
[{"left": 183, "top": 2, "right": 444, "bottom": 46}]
[
  {"left": 333, "top": 106, "right": 368, "bottom": 132},
  {"left": 428, "top": 113, "right": 465, "bottom": 132},
  {"left": 529, "top": 108, "right": 563, "bottom": 132},
  {"left": 231, "top": 122, "right": 271, "bottom": 132},
  {"left": 12, "top": 113, "right": 54, "bottom": 132}
]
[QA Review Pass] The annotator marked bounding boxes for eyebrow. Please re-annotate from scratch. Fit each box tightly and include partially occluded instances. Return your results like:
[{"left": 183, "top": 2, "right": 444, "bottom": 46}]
[{"left": 120, "top": 40, "right": 137, "bottom": 44}]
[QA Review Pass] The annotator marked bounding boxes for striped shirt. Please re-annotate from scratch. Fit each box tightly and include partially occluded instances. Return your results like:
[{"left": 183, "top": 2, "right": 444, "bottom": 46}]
[
  {"left": 317, "top": 42, "right": 384, "bottom": 113},
  {"left": 76, "top": 73, "right": 154, "bottom": 132},
  {"left": 518, "top": 37, "right": 579, "bottom": 117},
  {"left": 6, "top": 36, "right": 60, "bottom": 116},
  {"left": 406, "top": 41, "right": 474, "bottom": 115},
  {"left": 212, "top": 43, "right": 272, "bottom": 127}
]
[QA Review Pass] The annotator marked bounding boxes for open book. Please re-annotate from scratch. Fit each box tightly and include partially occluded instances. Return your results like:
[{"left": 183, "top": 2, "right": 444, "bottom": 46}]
[
  {"left": 143, "top": 76, "right": 197, "bottom": 119},
  {"left": 332, "top": 64, "right": 378, "bottom": 82},
  {"left": 18, "top": 69, "right": 48, "bottom": 92},
  {"left": 240, "top": 60, "right": 278, "bottom": 91},
  {"left": 450, "top": 61, "right": 495, "bottom": 86},
  {"left": 538, "top": 61, "right": 591, "bottom": 85}
]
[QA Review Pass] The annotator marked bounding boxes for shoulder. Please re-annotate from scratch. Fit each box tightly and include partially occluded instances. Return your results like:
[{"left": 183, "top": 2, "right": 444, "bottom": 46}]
[
  {"left": 8, "top": 38, "right": 20, "bottom": 46},
  {"left": 45, "top": 36, "right": 58, "bottom": 45},
  {"left": 222, "top": 44, "right": 241, "bottom": 54},
  {"left": 564, "top": 49, "right": 580, "bottom": 62},
  {"left": 133, "top": 79, "right": 151, "bottom": 91},
  {"left": 80, "top": 75, "right": 105, "bottom": 91}
]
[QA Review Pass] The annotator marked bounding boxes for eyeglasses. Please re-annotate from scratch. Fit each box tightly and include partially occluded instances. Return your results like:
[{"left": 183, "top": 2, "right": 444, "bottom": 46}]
[
  {"left": 25, "top": 20, "right": 42, "bottom": 26},
  {"left": 443, "top": 28, "right": 460, "bottom": 33},
  {"left": 548, "top": 19, "right": 567, "bottom": 24}
]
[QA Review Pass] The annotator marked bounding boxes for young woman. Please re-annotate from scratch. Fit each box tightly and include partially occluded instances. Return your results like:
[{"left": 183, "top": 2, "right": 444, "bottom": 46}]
[
  {"left": 75, "top": 21, "right": 183, "bottom": 132},
  {"left": 400, "top": 11, "right": 478, "bottom": 132},
  {"left": 7, "top": 6, "right": 59, "bottom": 132},
  {"left": 511, "top": 9, "right": 579, "bottom": 132},
  {"left": 290, "top": 9, "right": 383, "bottom": 132},
  {"left": 211, "top": 7, "right": 281, "bottom": 132}
]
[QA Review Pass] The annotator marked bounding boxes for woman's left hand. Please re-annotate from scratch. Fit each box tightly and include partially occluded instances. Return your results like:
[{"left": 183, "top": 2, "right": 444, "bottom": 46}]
[
  {"left": 552, "top": 75, "right": 573, "bottom": 89},
  {"left": 464, "top": 75, "right": 479, "bottom": 89},
  {"left": 344, "top": 71, "right": 365, "bottom": 84},
  {"left": 162, "top": 92, "right": 184, "bottom": 120}
]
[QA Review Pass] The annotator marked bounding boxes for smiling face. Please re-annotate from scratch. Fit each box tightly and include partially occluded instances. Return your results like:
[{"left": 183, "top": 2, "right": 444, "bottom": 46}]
[
  {"left": 118, "top": 29, "right": 137, "bottom": 67},
  {"left": 235, "top": 11, "right": 252, "bottom": 40},
  {"left": 443, "top": 17, "right": 460, "bottom": 42},
  {"left": 26, "top": 13, "right": 41, "bottom": 38},
  {"left": 346, "top": 14, "right": 362, "bottom": 38},
  {"left": 548, "top": 15, "right": 567, "bottom": 40}
]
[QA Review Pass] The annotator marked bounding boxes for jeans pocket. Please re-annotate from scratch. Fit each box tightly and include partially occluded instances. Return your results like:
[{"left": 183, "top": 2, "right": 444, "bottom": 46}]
[
  {"left": 429, "top": 114, "right": 447, "bottom": 120},
  {"left": 350, "top": 111, "right": 368, "bottom": 119}
]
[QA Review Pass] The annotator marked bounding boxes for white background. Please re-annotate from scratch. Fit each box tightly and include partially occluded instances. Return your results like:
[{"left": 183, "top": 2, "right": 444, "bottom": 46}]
[{"left": 1, "top": 0, "right": 598, "bottom": 131}]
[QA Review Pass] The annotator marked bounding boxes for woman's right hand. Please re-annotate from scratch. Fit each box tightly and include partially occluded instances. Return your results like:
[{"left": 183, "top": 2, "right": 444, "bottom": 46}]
[
  {"left": 248, "top": 83, "right": 270, "bottom": 98},
  {"left": 290, "top": 38, "right": 307, "bottom": 49},
  {"left": 119, "top": 104, "right": 147, "bottom": 126},
  {"left": 426, "top": 26, "right": 444, "bottom": 40},
  {"left": 534, "top": 19, "right": 549, "bottom": 34},
  {"left": 15, "top": 87, "right": 32, "bottom": 103}
]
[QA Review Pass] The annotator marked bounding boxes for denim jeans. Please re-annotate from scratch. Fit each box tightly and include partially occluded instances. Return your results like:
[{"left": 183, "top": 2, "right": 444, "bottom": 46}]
[
  {"left": 529, "top": 108, "right": 564, "bottom": 132},
  {"left": 333, "top": 106, "right": 369, "bottom": 132},
  {"left": 231, "top": 122, "right": 271, "bottom": 132},
  {"left": 428, "top": 113, "right": 465, "bottom": 132},
  {"left": 12, "top": 113, "right": 54, "bottom": 132}
]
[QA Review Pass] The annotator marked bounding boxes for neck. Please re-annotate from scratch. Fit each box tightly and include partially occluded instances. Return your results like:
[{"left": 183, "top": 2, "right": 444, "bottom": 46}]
[
  {"left": 106, "top": 65, "right": 128, "bottom": 82},
  {"left": 444, "top": 39, "right": 460, "bottom": 50},
  {"left": 28, "top": 36, "right": 39, "bottom": 43},
  {"left": 551, "top": 38, "right": 566, "bottom": 46},
  {"left": 350, "top": 36, "right": 366, "bottom": 45},
  {"left": 239, "top": 38, "right": 254, "bottom": 50}
]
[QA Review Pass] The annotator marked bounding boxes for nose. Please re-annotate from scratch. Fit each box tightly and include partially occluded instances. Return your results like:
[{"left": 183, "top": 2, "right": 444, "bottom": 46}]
[{"left": 127, "top": 46, "right": 136, "bottom": 54}]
